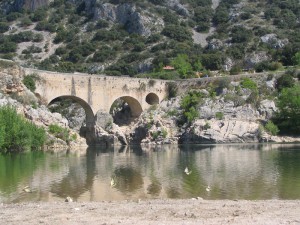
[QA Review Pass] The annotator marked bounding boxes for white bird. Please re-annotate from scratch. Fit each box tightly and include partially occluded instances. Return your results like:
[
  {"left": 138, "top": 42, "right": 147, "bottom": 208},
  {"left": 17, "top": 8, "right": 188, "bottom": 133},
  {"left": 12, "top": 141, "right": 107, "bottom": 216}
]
[
  {"left": 110, "top": 177, "right": 116, "bottom": 187},
  {"left": 65, "top": 196, "right": 73, "bottom": 202},
  {"left": 23, "top": 186, "right": 32, "bottom": 193},
  {"left": 184, "top": 167, "right": 192, "bottom": 175},
  {"left": 206, "top": 185, "right": 211, "bottom": 192}
]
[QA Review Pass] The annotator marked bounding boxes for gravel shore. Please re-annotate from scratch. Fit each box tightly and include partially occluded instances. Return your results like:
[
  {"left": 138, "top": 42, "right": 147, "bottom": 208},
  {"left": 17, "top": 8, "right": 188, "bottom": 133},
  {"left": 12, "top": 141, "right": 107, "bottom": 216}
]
[{"left": 1, "top": 199, "right": 300, "bottom": 225}]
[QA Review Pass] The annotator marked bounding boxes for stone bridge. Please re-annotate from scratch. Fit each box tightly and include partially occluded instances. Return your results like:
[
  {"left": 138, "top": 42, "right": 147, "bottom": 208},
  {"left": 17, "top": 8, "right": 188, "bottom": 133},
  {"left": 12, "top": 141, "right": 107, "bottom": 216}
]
[{"left": 23, "top": 68, "right": 168, "bottom": 127}]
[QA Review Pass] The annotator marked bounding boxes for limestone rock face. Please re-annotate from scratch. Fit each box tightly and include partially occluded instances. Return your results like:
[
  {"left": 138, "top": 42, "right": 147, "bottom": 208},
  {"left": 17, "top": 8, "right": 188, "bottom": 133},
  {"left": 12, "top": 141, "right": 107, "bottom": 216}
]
[
  {"left": 129, "top": 107, "right": 179, "bottom": 145},
  {"left": 24, "top": 105, "right": 69, "bottom": 127},
  {"left": 260, "top": 34, "right": 289, "bottom": 49},
  {"left": 180, "top": 119, "right": 260, "bottom": 144},
  {"left": 93, "top": 125, "right": 121, "bottom": 146},
  {"left": 84, "top": 1, "right": 164, "bottom": 36},
  {"left": 244, "top": 52, "right": 270, "bottom": 70},
  {"left": 199, "top": 99, "right": 260, "bottom": 121},
  {"left": 165, "top": 0, "right": 190, "bottom": 16},
  {"left": 258, "top": 99, "right": 277, "bottom": 120},
  {"left": 95, "top": 110, "right": 113, "bottom": 129}
]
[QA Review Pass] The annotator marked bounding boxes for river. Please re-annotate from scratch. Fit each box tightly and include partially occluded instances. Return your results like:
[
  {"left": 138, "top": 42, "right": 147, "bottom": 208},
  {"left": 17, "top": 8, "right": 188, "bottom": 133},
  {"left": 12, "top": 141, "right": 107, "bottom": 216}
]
[{"left": 1, "top": 144, "right": 300, "bottom": 203}]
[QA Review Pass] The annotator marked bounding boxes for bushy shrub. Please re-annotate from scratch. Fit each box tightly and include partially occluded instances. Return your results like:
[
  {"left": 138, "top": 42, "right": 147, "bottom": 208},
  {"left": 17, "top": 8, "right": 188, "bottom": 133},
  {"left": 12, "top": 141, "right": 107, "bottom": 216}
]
[
  {"left": 31, "top": 9, "right": 47, "bottom": 22},
  {"left": 241, "top": 77, "right": 257, "bottom": 91},
  {"left": 275, "top": 74, "right": 294, "bottom": 91},
  {"left": 23, "top": 74, "right": 39, "bottom": 92},
  {"left": 230, "top": 26, "right": 252, "bottom": 43},
  {"left": 214, "top": 77, "right": 231, "bottom": 95},
  {"left": 20, "top": 17, "right": 32, "bottom": 27},
  {"left": 0, "top": 41, "right": 17, "bottom": 53},
  {"left": 0, "top": 106, "right": 46, "bottom": 153},
  {"left": 224, "top": 93, "right": 246, "bottom": 106},
  {"left": 162, "top": 25, "right": 192, "bottom": 42},
  {"left": 230, "top": 65, "right": 242, "bottom": 75},
  {"left": 0, "top": 22, "right": 9, "bottom": 33},
  {"left": 48, "top": 124, "right": 70, "bottom": 142},
  {"left": 180, "top": 91, "right": 203, "bottom": 124},
  {"left": 215, "top": 112, "right": 224, "bottom": 120},
  {"left": 264, "top": 121, "right": 279, "bottom": 135},
  {"left": 203, "top": 122, "right": 211, "bottom": 130}
]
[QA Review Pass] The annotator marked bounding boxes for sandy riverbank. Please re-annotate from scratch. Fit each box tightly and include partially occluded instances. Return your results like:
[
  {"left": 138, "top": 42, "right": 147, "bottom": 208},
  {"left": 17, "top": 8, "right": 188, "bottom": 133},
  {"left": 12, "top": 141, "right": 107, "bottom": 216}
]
[{"left": 1, "top": 199, "right": 300, "bottom": 225}]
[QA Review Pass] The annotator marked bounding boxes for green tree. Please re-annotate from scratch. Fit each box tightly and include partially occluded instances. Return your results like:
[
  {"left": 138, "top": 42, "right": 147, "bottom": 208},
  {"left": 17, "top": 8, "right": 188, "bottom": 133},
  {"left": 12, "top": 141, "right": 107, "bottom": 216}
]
[
  {"left": 171, "top": 54, "right": 193, "bottom": 78},
  {"left": 0, "top": 22, "right": 9, "bottom": 33},
  {"left": 180, "top": 91, "right": 203, "bottom": 124},
  {"left": 275, "top": 84, "right": 300, "bottom": 134},
  {"left": 292, "top": 51, "right": 300, "bottom": 66},
  {"left": 275, "top": 74, "right": 294, "bottom": 91},
  {"left": 162, "top": 25, "right": 192, "bottom": 42}
]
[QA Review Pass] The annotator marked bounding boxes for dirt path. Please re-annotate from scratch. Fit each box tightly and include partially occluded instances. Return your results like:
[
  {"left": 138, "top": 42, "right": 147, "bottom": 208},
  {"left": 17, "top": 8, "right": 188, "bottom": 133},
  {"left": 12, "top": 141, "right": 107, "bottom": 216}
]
[{"left": 1, "top": 199, "right": 300, "bottom": 225}]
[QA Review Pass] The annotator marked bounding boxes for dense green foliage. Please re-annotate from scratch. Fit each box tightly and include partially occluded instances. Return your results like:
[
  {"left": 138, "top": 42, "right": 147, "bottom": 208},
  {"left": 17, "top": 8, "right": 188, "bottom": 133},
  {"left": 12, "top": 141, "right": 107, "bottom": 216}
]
[
  {"left": 0, "top": 106, "right": 46, "bottom": 153},
  {"left": 23, "top": 74, "right": 38, "bottom": 92},
  {"left": 180, "top": 91, "right": 203, "bottom": 124},
  {"left": 48, "top": 124, "right": 72, "bottom": 143},
  {"left": 241, "top": 78, "right": 257, "bottom": 91},
  {"left": 275, "top": 73, "right": 294, "bottom": 91},
  {"left": 264, "top": 121, "right": 279, "bottom": 135},
  {"left": 275, "top": 84, "right": 300, "bottom": 134}
]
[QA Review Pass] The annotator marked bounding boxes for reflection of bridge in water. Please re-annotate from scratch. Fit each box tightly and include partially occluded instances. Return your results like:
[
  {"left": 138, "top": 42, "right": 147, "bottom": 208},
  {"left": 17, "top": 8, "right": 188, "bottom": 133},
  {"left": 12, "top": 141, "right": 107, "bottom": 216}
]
[
  {"left": 2, "top": 144, "right": 300, "bottom": 202},
  {"left": 23, "top": 68, "right": 168, "bottom": 128}
]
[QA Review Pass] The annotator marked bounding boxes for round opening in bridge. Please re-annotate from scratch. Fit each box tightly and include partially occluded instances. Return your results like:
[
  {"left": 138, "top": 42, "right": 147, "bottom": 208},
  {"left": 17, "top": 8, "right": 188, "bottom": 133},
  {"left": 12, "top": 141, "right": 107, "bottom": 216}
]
[{"left": 145, "top": 93, "right": 159, "bottom": 105}]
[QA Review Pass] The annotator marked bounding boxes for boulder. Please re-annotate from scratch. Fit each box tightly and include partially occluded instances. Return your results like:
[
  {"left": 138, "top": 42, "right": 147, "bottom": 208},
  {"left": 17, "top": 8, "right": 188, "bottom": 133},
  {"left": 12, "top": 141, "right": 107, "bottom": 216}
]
[
  {"left": 258, "top": 99, "right": 277, "bottom": 120},
  {"left": 244, "top": 52, "right": 270, "bottom": 70},
  {"left": 260, "top": 34, "right": 288, "bottom": 49},
  {"left": 166, "top": 0, "right": 190, "bottom": 16}
]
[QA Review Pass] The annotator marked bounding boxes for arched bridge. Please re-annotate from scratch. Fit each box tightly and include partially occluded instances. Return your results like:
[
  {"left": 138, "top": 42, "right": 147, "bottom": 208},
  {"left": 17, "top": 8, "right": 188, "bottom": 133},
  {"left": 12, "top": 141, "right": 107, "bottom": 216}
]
[{"left": 23, "top": 68, "right": 168, "bottom": 127}]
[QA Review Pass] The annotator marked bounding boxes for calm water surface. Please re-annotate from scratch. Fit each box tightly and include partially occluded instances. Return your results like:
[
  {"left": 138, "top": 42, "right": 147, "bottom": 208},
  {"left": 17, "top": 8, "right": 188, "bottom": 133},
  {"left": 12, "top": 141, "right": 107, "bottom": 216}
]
[{"left": 1, "top": 144, "right": 300, "bottom": 203}]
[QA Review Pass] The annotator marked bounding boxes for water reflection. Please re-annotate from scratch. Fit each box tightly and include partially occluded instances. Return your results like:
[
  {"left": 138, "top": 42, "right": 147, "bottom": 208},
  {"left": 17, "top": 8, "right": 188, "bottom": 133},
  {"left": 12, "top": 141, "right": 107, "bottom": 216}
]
[{"left": 1, "top": 144, "right": 300, "bottom": 203}]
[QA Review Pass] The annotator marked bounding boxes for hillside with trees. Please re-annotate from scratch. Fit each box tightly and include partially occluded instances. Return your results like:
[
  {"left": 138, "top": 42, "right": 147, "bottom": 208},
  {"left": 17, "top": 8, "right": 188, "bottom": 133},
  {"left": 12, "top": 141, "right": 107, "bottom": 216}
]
[{"left": 0, "top": 0, "right": 298, "bottom": 78}]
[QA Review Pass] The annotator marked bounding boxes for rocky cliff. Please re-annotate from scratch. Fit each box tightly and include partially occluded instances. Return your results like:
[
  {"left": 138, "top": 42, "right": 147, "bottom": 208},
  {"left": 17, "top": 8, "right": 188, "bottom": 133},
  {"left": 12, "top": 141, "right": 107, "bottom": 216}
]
[
  {"left": 0, "top": 0, "right": 49, "bottom": 13},
  {"left": 83, "top": 1, "right": 164, "bottom": 36}
]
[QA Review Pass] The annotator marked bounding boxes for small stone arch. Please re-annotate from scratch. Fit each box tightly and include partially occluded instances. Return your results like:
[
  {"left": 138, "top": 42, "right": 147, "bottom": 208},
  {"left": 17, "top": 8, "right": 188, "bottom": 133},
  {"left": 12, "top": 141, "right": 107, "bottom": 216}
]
[
  {"left": 145, "top": 93, "right": 159, "bottom": 105},
  {"left": 48, "top": 95, "right": 95, "bottom": 127}
]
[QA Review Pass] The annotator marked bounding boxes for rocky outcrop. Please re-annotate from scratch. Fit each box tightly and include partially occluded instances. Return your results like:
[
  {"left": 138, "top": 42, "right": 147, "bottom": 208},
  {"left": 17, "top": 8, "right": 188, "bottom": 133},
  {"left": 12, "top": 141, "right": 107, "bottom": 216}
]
[
  {"left": 0, "top": 60, "right": 87, "bottom": 150},
  {"left": 84, "top": 1, "right": 164, "bottom": 36},
  {"left": 244, "top": 52, "right": 270, "bottom": 70},
  {"left": 0, "top": 0, "right": 49, "bottom": 13},
  {"left": 165, "top": 0, "right": 190, "bottom": 17},
  {"left": 180, "top": 119, "right": 259, "bottom": 144},
  {"left": 260, "top": 34, "right": 289, "bottom": 49}
]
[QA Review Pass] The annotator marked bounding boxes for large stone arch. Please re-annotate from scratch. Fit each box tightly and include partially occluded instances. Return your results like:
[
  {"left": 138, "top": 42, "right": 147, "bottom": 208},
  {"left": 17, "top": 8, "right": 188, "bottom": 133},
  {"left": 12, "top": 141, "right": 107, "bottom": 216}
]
[
  {"left": 111, "top": 96, "right": 143, "bottom": 117},
  {"left": 48, "top": 95, "right": 95, "bottom": 127}
]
